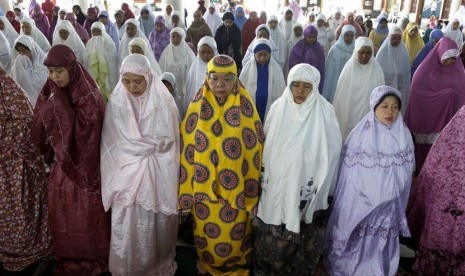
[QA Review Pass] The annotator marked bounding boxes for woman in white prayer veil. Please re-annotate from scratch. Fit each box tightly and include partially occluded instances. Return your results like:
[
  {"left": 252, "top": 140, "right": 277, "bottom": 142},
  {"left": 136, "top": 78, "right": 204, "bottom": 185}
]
[
  {"left": 443, "top": 17, "right": 463, "bottom": 47},
  {"left": 83, "top": 22, "right": 118, "bottom": 103},
  {"left": 10, "top": 35, "right": 47, "bottom": 105},
  {"left": 118, "top": 18, "right": 150, "bottom": 67},
  {"left": 333, "top": 37, "right": 385, "bottom": 140},
  {"left": 0, "top": 31, "right": 11, "bottom": 72},
  {"left": 254, "top": 63, "right": 342, "bottom": 275},
  {"left": 101, "top": 54, "right": 179, "bottom": 276},
  {"left": 183, "top": 36, "right": 217, "bottom": 113},
  {"left": 268, "top": 14, "right": 288, "bottom": 71},
  {"left": 239, "top": 38, "right": 286, "bottom": 122},
  {"left": 0, "top": 16, "right": 19, "bottom": 47},
  {"left": 52, "top": 20, "right": 85, "bottom": 63},
  {"left": 243, "top": 24, "right": 284, "bottom": 68},
  {"left": 288, "top": 22, "right": 303, "bottom": 47},
  {"left": 375, "top": 26, "right": 411, "bottom": 108},
  {"left": 159, "top": 27, "right": 195, "bottom": 101},
  {"left": 128, "top": 37, "right": 162, "bottom": 76},
  {"left": 315, "top": 13, "right": 335, "bottom": 58},
  {"left": 20, "top": 18, "right": 51, "bottom": 53},
  {"left": 203, "top": 3, "right": 222, "bottom": 36}
]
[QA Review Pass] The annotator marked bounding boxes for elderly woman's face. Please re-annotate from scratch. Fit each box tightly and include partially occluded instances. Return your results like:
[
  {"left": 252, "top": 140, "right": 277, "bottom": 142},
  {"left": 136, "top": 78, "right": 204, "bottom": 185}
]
[
  {"left": 357, "top": 46, "right": 372, "bottom": 65},
  {"left": 122, "top": 72, "right": 147, "bottom": 97},
  {"left": 291, "top": 81, "right": 312, "bottom": 104},
  {"left": 208, "top": 72, "right": 235, "bottom": 98},
  {"left": 171, "top": 32, "right": 182, "bottom": 46},
  {"left": 255, "top": 50, "right": 270, "bottom": 65}
]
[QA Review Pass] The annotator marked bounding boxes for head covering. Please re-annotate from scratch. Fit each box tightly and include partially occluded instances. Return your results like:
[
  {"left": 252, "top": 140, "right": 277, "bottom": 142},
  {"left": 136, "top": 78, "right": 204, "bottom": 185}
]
[
  {"left": 279, "top": 8, "right": 296, "bottom": 42},
  {"left": 402, "top": 22, "right": 425, "bottom": 64},
  {"left": 234, "top": 6, "right": 247, "bottom": 31},
  {"left": 186, "top": 10, "right": 212, "bottom": 50},
  {"left": 241, "top": 10, "right": 262, "bottom": 56},
  {"left": 138, "top": 4, "right": 155, "bottom": 38},
  {"left": 96, "top": 10, "right": 119, "bottom": 51},
  {"left": 72, "top": 4, "right": 86, "bottom": 25},
  {"left": 257, "top": 62, "right": 342, "bottom": 234},
  {"left": 52, "top": 20, "right": 85, "bottom": 63},
  {"left": 183, "top": 36, "right": 218, "bottom": 112},
  {"left": 406, "top": 102, "right": 465, "bottom": 275},
  {"left": 31, "top": 4, "right": 49, "bottom": 37},
  {"left": 119, "top": 18, "right": 150, "bottom": 66},
  {"left": 0, "top": 16, "right": 19, "bottom": 46},
  {"left": 101, "top": 53, "right": 180, "bottom": 214},
  {"left": 322, "top": 24, "right": 355, "bottom": 102},
  {"left": 5, "top": 11, "right": 21, "bottom": 34},
  {"left": 375, "top": 15, "right": 389, "bottom": 35},
  {"left": 405, "top": 37, "right": 465, "bottom": 171},
  {"left": 64, "top": 12, "right": 90, "bottom": 45},
  {"left": 20, "top": 17, "right": 51, "bottom": 53},
  {"left": 83, "top": 21, "right": 118, "bottom": 102},
  {"left": 10, "top": 35, "right": 47, "bottom": 105},
  {"left": 422, "top": 28, "right": 432, "bottom": 44},
  {"left": 288, "top": 25, "right": 325, "bottom": 92},
  {"left": 326, "top": 86, "right": 414, "bottom": 275},
  {"left": 376, "top": 26, "right": 411, "bottom": 108},
  {"left": 305, "top": 10, "right": 316, "bottom": 27},
  {"left": 83, "top": 7, "right": 98, "bottom": 36},
  {"left": 128, "top": 37, "right": 162, "bottom": 76},
  {"left": 239, "top": 38, "right": 286, "bottom": 122},
  {"left": 179, "top": 54, "right": 263, "bottom": 215},
  {"left": 242, "top": 24, "right": 283, "bottom": 68},
  {"left": 149, "top": 15, "right": 170, "bottom": 61},
  {"left": 411, "top": 29, "right": 444, "bottom": 75},
  {"left": 333, "top": 37, "right": 386, "bottom": 140},
  {"left": 443, "top": 17, "right": 463, "bottom": 47},
  {"left": 168, "top": 10, "right": 184, "bottom": 30},
  {"left": 203, "top": 2, "right": 222, "bottom": 35},
  {"left": 288, "top": 22, "right": 303, "bottom": 46},
  {"left": 121, "top": 2, "right": 135, "bottom": 19},
  {"left": 160, "top": 71, "right": 177, "bottom": 93}
]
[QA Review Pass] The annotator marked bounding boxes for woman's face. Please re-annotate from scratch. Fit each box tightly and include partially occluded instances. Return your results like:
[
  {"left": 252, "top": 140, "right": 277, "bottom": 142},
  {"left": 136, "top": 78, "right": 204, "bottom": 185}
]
[
  {"left": 257, "top": 29, "right": 269, "bottom": 39},
  {"left": 126, "top": 23, "right": 137, "bottom": 37},
  {"left": 207, "top": 72, "right": 235, "bottom": 98},
  {"left": 293, "top": 26, "right": 303, "bottom": 37},
  {"left": 162, "top": 80, "right": 174, "bottom": 94},
  {"left": 193, "top": 11, "right": 202, "bottom": 22},
  {"left": 309, "top": 14, "right": 315, "bottom": 22},
  {"left": 91, "top": 27, "right": 102, "bottom": 36},
  {"left": 408, "top": 27, "right": 418, "bottom": 38},
  {"left": 98, "top": 16, "right": 108, "bottom": 25},
  {"left": 199, "top": 44, "right": 214, "bottom": 63},
  {"left": 166, "top": 5, "right": 173, "bottom": 15},
  {"left": 141, "top": 10, "right": 149, "bottom": 20},
  {"left": 453, "top": 21, "right": 460, "bottom": 30},
  {"left": 122, "top": 72, "right": 147, "bottom": 97},
  {"left": 254, "top": 50, "right": 270, "bottom": 65},
  {"left": 130, "top": 45, "right": 144, "bottom": 55},
  {"left": 15, "top": 43, "right": 32, "bottom": 60},
  {"left": 374, "top": 95, "right": 400, "bottom": 126},
  {"left": 343, "top": 31, "right": 354, "bottom": 44},
  {"left": 172, "top": 15, "right": 180, "bottom": 25},
  {"left": 115, "top": 13, "right": 124, "bottom": 24},
  {"left": 171, "top": 32, "right": 182, "bottom": 46},
  {"left": 268, "top": 20, "right": 278, "bottom": 30},
  {"left": 22, "top": 22, "right": 32, "bottom": 35},
  {"left": 441, "top": 57, "right": 456, "bottom": 66},
  {"left": 357, "top": 46, "right": 372, "bottom": 65},
  {"left": 48, "top": 66, "right": 70, "bottom": 88},
  {"left": 59, "top": 29, "right": 70, "bottom": 40},
  {"left": 305, "top": 34, "right": 316, "bottom": 45},
  {"left": 291, "top": 81, "right": 312, "bottom": 104},
  {"left": 59, "top": 11, "right": 66, "bottom": 19}
]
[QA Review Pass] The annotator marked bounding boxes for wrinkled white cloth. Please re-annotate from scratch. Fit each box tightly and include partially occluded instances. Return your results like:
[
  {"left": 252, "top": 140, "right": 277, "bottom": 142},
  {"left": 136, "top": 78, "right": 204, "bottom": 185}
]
[
  {"left": 257, "top": 63, "right": 342, "bottom": 233},
  {"left": 0, "top": 31, "right": 10, "bottom": 72},
  {"left": 316, "top": 14, "right": 336, "bottom": 57},
  {"left": 52, "top": 20, "right": 85, "bottom": 63},
  {"left": 20, "top": 18, "right": 51, "bottom": 53},
  {"left": 268, "top": 15, "right": 288, "bottom": 71},
  {"left": 443, "top": 17, "right": 463, "bottom": 47},
  {"left": 0, "top": 16, "right": 19, "bottom": 47},
  {"left": 119, "top": 18, "right": 151, "bottom": 67},
  {"left": 279, "top": 8, "right": 296, "bottom": 42},
  {"left": 243, "top": 24, "right": 284, "bottom": 68},
  {"left": 10, "top": 35, "right": 47, "bottom": 105},
  {"left": 203, "top": 3, "right": 222, "bottom": 36},
  {"left": 333, "top": 37, "right": 385, "bottom": 140},
  {"left": 128, "top": 37, "right": 162, "bottom": 76}
]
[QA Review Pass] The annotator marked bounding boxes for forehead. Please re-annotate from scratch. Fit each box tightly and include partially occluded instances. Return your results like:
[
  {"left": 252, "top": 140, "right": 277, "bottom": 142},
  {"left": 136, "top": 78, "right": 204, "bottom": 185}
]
[{"left": 122, "top": 72, "right": 145, "bottom": 79}]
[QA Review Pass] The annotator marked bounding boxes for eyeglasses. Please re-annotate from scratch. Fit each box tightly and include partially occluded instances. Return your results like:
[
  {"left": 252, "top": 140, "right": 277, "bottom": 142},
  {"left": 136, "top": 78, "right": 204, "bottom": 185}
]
[{"left": 208, "top": 73, "right": 235, "bottom": 84}]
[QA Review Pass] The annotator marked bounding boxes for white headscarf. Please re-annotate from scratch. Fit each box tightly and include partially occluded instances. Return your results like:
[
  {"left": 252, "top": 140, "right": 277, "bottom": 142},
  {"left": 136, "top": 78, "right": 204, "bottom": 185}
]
[
  {"left": 158, "top": 27, "right": 196, "bottom": 100},
  {"left": 316, "top": 13, "right": 336, "bottom": 57},
  {"left": 239, "top": 38, "right": 286, "bottom": 121},
  {"left": 128, "top": 37, "right": 162, "bottom": 76},
  {"left": 375, "top": 26, "right": 411, "bottom": 109},
  {"left": 288, "top": 22, "right": 303, "bottom": 47},
  {"left": 268, "top": 14, "right": 287, "bottom": 70},
  {"left": 10, "top": 35, "right": 47, "bottom": 105},
  {"left": 257, "top": 63, "right": 342, "bottom": 233},
  {"left": 160, "top": 71, "right": 183, "bottom": 117},
  {"left": 243, "top": 24, "right": 284, "bottom": 68},
  {"left": 52, "top": 20, "right": 85, "bottom": 63},
  {"left": 20, "top": 18, "right": 50, "bottom": 53},
  {"left": 279, "top": 8, "right": 296, "bottom": 42},
  {"left": 0, "top": 16, "right": 19, "bottom": 47},
  {"left": 203, "top": 3, "right": 222, "bottom": 35},
  {"left": 119, "top": 18, "right": 151, "bottom": 67},
  {"left": 167, "top": 10, "right": 185, "bottom": 31},
  {"left": 138, "top": 4, "right": 155, "bottom": 38},
  {"left": 101, "top": 54, "right": 180, "bottom": 214},
  {"left": 303, "top": 10, "right": 317, "bottom": 27},
  {"left": 333, "top": 37, "right": 385, "bottom": 140},
  {"left": 443, "top": 17, "right": 463, "bottom": 47},
  {"left": 183, "top": 36, "right": 218, "bottom": 113},
  {"left": 83, "top": 22, "right": 119, "bottom": 99}
]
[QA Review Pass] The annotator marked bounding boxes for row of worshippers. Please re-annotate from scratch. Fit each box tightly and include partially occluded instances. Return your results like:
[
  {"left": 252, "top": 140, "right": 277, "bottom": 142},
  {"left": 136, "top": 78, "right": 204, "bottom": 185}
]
[{"left": 5, "top": 34, "right": 465, "bottom": 275}]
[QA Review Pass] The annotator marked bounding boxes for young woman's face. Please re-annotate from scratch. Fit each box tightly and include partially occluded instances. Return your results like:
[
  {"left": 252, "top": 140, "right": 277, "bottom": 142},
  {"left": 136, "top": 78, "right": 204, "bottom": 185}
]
[
  {"left": 15, "top": 43, "right": 32, "bottom": 60},
  {"left": 357, "top": 46, "right": 372, "bottom": 65},
  {"left": 92, "top": 27, "right": 102, "bottom": 37},
  {"left": 48, "top": 67, "right": 70, "bottom": 88},
  {"left": 343, "top": 31, "right": 354, "bottom": 45},
  {"left": 122, "top": 72, "right": 147, "bottom": 97},
  {"left": 199, "top": 44, "right": 214, "bottom": 63},
  {"left": 291, "top": 81, "right": 312, "bottom": 104},
  {"left": 171, "top": 32, "right": 182, "bottom": 46},
  {"left": 374, "top": 95, "right": 400, "bottom": 125},
  {"left": 59, "top": 29, "right": 70, "bottom": 40}
]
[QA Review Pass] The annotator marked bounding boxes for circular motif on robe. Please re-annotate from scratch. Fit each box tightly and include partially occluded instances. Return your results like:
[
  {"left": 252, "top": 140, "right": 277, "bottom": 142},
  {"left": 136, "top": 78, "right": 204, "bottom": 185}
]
[
  {"left": 192, "top": 88, "right": 203, "bottom": 102},
  {"left": 200, "top": 100, "right": 214, "bottom": 120},
  {"left": 240, "top": 96, "right": 254, "bottom": 118},
  {"left": 253, "top": 151, "right": 261, "bottom": 170},
  {"left": 235, "top": 192, "right": 246, "bottom": 209},
  {"left": 218, "top": 169, "right": 240, "bottom": 190},
  {"left": 242, "top": 128, "right": 257, "bottom": 149},
  {"left": 178, "top": 193, "right": 193, "bottom": 209},
  {"left": 244, "top": 179, "right": 260, "bottom": 198},
  {"left": 240, "top": 233, "right": 252, "bottom": 252},
  {"left": 202, "top": 251, "right": 214, "bottom": 264},
  {"left": 195, "top": 202, "right": 210, "bottom": 220},
  {"left": 224, "top": 106, "right": 241, "bottom": 127},
  {"left": 230, "top": 223, "right": 246, "bottom": 241},
  {"left": 195, "top": 130, "right": 209, "bottom": 152},
  {"left": 222, "top": 138, "right": 242, "bottom": 160},
  {"left": 215, "top": 242, "right": 232, "bottom": 257},
  {"left": 185, "top": 113, "right": 199, "bottom": 133},
  {"left": 255, "top": 121, "right": 265, "bottom": 143},
  {"left": 204, "top": 222, "right": 221, "bottom": 239},
  {"left": 184, "top": 144, "right": 195, "bottom": 165},
  {"left": 241, "top": 160, "right": 249, "bottom": 176},
  {"left": 211, "top": 119, "right": 223, "bottom": 137},
  {"left": 194, "top": 192, "right": 211, "bottom": 202},
  {"left": 210, "top": 149, "right": 219, "bottom": 167},
  {"left": 219, "top": 204, "right": 238, "bottom": 223},
  {"left": 179, "top": 165, "right": 188, "bottom": 184},
  {"left": 194, "top": 235, "right": 208, "bottom": 249},
  {"left": 194, "top": 162, "right": 210, "bottom": 183}
]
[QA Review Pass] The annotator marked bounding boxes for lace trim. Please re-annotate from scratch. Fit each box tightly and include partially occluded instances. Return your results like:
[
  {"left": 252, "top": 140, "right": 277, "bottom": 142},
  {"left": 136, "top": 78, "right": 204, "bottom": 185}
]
[
  {"left": 343, "top": 146, "right": 415, "bottom": 168},
  {"left": 413, "top": 132, "right": 439, "bottom": 144},
  {"left": 441, "top": 49, "right": 459, "bottom": 61}
]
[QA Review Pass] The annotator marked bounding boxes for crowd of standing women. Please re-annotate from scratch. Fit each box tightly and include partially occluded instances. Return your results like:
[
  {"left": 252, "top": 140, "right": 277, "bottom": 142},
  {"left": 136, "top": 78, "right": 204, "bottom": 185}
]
[{"left": 2, "top": 0, "right": 465, "bottom": 275}]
